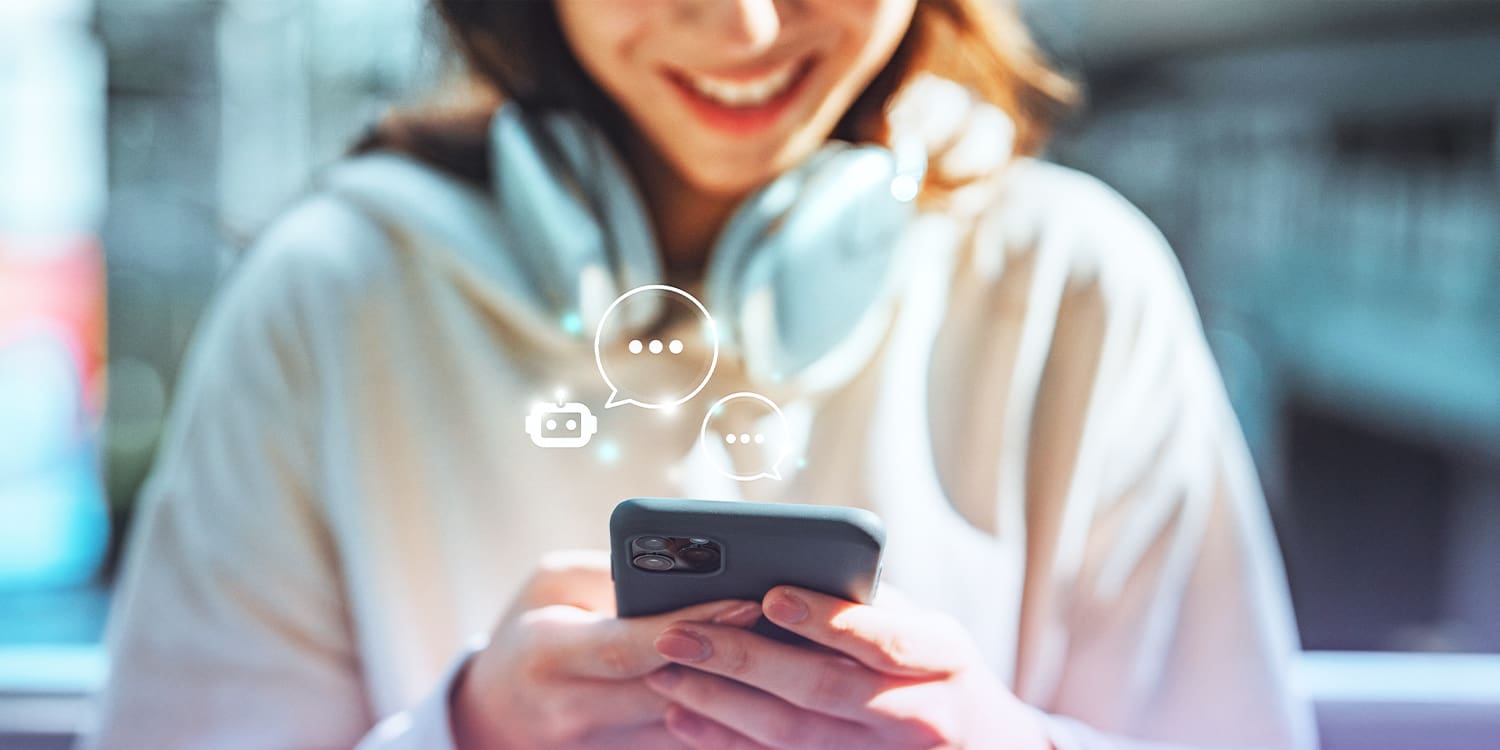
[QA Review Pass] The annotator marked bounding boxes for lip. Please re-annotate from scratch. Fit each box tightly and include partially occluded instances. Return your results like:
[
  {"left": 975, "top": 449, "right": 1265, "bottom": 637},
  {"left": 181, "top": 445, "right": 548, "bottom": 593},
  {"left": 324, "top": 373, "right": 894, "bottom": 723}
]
[{"left": 662, "top": 55, "right": 818, "bottom": 137}]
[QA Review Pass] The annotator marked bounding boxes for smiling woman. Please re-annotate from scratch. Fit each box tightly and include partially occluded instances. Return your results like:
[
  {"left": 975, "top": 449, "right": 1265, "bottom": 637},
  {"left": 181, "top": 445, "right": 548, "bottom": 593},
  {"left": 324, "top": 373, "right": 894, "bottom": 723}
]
[{"left": 87, "top": 1, "right": 1314, "bottom": 749}]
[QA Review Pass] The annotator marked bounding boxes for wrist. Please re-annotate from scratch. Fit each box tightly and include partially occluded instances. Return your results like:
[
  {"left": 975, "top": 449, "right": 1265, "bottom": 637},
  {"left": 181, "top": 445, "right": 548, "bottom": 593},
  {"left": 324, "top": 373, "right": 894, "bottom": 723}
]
[{"left": 448, "top": 649, "right": 504, "bottom": 750}]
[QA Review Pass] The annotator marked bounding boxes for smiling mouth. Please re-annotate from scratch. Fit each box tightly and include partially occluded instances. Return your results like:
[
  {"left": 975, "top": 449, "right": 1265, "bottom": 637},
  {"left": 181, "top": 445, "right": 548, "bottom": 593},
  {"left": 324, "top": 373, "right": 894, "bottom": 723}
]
[{"left": 663, "top": 55, "right": 817, "bottom": 134}]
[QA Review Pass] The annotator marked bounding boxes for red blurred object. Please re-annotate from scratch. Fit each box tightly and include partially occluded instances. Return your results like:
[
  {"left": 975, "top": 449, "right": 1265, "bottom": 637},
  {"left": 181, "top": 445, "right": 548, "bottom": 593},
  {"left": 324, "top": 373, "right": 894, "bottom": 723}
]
[{"left": 0, "top": 234, "right": 106, "bottom": 422}]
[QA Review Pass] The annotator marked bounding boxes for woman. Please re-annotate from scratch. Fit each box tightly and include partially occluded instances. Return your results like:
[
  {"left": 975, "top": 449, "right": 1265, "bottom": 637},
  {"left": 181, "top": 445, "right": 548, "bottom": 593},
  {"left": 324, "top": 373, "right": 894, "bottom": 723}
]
[{"left": 89, "top": 1, "right": 1315, "bottom": 748}]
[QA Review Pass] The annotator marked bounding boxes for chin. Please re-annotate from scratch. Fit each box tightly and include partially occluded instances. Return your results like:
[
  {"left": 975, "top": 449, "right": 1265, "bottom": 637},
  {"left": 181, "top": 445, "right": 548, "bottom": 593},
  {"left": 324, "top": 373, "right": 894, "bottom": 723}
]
[
  {"left": 668, "top": 150, "right": 793, "bottom": 198},
  {"left": 684, "top": 169, "right": 775, "bottom": 197}
]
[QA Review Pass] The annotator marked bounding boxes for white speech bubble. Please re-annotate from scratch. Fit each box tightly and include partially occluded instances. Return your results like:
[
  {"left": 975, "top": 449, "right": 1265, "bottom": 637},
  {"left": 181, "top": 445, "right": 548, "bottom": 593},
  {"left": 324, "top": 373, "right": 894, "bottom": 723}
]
[
  {"left": 699, "top": 392, "right": 790, "bottom": 481},
  {"left": 595, "top": 284, "right": 719, "bottom": 409}
]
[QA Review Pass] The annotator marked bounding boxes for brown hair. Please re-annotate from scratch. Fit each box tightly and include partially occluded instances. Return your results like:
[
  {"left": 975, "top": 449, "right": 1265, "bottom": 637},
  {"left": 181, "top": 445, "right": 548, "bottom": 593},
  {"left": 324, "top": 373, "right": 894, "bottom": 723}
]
[{"left": 357, "top": 0, "right": 1076, "bottom": 190}]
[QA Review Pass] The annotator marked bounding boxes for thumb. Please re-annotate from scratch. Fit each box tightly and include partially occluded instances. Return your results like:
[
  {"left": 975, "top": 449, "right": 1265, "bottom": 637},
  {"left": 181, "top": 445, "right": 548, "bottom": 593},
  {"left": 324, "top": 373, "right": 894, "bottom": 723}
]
[{"left": 518, "top": 549, "right": 616, "bottom": 614}]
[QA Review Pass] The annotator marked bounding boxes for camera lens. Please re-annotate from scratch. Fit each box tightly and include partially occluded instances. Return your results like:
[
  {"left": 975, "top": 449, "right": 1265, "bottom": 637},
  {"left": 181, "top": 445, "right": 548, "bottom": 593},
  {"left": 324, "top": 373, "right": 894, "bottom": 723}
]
[
  {"left": 677, "top": 544, "right": 719, "bottom": 567},
  {"left": 632, "top": 553, "right": 675, "bottom": 572},
  {"left": 688, "top": 537, "right": 712, "bottom": 545},
  {"left": 635, "top": 536, "right": 668, "bottom": 551}
]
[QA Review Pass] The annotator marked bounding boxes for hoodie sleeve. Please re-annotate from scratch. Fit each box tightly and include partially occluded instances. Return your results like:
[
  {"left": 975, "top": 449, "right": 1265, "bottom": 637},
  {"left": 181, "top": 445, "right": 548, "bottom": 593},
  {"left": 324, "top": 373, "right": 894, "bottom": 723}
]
[
  {"left": 82, "top": 198, "right": 470, "bottom": 750},
  {"left": 990, "top": 163, "right": 1318, "bottom": 749}
]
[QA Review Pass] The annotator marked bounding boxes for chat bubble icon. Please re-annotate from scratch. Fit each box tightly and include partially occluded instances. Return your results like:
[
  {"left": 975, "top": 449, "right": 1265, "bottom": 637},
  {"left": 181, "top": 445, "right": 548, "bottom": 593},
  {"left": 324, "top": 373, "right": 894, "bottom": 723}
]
[
  {"left": 595, "top": 284, "right": 719, "bottom": 409},
  {"left": 699, "top": 392, "right": 790, "bottom": 481}
]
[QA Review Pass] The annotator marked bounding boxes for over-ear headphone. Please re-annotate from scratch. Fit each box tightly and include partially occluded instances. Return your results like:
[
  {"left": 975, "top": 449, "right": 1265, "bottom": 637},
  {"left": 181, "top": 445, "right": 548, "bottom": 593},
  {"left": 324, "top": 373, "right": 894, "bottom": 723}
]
[
  {"left": 490, "top": 103, "right": 927, "bottom": 388},
  {"left": 324, "top": 102, "right": 926, "bottom": 390}
]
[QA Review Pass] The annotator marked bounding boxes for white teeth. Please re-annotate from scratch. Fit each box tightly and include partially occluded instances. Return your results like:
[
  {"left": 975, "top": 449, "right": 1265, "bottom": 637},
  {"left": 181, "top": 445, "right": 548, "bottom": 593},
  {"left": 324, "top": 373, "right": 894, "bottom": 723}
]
[{"left": 681, "top": 61, "right": 801, "bottom": 107}]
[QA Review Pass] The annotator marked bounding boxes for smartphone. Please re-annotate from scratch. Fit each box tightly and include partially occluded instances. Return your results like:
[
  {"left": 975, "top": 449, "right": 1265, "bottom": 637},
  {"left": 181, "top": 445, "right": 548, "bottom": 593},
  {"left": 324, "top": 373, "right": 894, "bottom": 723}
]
[{"left": 610, "top": 497, "right": 885, "bottom": 643}]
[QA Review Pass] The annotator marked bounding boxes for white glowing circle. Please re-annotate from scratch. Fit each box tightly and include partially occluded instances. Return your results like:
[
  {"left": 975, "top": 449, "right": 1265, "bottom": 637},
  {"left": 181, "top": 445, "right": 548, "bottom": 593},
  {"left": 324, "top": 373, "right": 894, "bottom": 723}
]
[
  {"left": 545, "top": 419, "right": 557, "bottom": 430},
  {"left": 628, "top": 339, "right": 644, "bottom": 354},
  {"left": 595, "top": 284, "right": 720, "bottom": 410},
  {"left": 649, "top": 339, "right": 664, "bottom": 354},
  {"left": 698, "top": 392, "right": 792, "bottom": 481},
  {"left": 565, "top": 419, "right": 577, "bottom": 430},
  {"left": 669, "top": 339, "right": 684, "bottom": 355},
  {"left": 891, "top": 174, "right": 920, "bottom": 203}
]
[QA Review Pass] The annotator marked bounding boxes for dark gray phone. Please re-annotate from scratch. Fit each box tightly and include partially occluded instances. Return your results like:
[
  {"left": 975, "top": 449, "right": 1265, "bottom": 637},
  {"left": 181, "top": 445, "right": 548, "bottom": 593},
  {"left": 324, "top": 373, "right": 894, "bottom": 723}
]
[{"left": 610, "top": 497, "right": 885, "bottom": 643}]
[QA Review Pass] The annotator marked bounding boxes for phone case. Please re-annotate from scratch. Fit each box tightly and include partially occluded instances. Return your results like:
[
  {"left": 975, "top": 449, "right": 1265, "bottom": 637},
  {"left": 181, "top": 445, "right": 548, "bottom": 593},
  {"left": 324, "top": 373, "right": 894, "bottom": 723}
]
[{"left": 610, "top": 497, "right": 885, "bottom": 642}]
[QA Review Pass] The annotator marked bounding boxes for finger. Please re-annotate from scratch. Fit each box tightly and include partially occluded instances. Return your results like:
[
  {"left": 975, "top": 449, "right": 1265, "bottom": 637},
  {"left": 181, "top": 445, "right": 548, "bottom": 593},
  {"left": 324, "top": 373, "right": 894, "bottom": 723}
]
[
  {"left": 650, "top": 622, "right": 895, "bottom": 721},
  {"left": 649, "top": 667, "right": 872, "bottom": 749},
  {"left": 584, "top": 720, "right": 695, "bottom": 750},
  {"left": 664, "top": 704, "right": 781, "bottom": 750},
  {"left": 544, "top": 677, "right": 673, "bottom": 737},
  {"left": 517, "top": 549, "right": 616, "bottom": 613},
  {"left": 547, "top": 598, "right": 762, "bottom": 680},
  {"left": 761, "top": 586, "right": 969, "bottom": 677}
]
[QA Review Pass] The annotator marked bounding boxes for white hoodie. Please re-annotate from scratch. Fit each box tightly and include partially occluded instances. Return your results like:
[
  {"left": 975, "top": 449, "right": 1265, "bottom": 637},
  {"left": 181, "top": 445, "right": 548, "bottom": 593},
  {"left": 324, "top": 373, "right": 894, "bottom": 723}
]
[{"left": 85, "top": 135, "right": 1315, "bottom": 748}]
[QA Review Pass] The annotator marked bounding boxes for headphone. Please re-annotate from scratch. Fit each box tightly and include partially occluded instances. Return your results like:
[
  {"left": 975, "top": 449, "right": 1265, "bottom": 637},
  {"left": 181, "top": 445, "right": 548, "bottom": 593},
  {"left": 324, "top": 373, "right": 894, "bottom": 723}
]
[
  {"left": 324, "top": 102, "right": 928, "bottom": 391},
  {"left": 489, "top": 103, "right": 927, "bottom": 388}
]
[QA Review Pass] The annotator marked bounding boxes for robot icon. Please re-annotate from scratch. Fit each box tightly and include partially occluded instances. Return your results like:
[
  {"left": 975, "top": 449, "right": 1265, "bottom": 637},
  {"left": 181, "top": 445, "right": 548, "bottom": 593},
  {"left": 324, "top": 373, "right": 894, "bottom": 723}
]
[{"left": 525, "top": 401, "right": 598, "bottom": 448}]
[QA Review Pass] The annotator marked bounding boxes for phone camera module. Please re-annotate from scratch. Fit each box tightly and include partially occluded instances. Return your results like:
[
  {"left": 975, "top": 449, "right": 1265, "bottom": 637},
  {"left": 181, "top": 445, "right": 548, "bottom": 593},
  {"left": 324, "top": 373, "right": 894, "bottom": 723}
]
[{"left": 632, "top": 553, "right": 675, "bottom": 572}]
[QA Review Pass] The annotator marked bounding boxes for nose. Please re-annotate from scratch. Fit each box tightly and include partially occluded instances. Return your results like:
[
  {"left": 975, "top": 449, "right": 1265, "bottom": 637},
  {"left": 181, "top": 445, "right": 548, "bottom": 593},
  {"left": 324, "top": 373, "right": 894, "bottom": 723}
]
[{"left": 703, "top": 0, "right": 782, "bottom": 54}]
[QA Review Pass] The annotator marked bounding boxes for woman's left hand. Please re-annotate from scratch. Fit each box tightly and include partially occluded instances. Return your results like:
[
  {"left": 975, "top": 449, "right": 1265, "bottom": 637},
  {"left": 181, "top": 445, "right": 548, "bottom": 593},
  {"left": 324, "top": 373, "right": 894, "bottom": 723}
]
[{"left": 643, "top": 585, "right": 1053, "bottom": 749}]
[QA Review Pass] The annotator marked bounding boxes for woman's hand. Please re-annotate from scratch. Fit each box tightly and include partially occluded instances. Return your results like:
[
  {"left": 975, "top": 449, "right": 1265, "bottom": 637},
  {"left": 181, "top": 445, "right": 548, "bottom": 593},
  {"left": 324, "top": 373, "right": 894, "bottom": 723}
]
[
  {"left": 451, "top": 551, "right": 764, "bottom": 750},
  {"left": 643, "top": 585, "right": 1053, "bottom": 750}
]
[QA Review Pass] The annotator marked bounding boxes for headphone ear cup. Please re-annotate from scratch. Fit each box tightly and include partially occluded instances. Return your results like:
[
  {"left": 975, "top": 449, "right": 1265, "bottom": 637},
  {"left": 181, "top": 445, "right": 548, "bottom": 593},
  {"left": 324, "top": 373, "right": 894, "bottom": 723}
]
[
  {"left": 491, "top": 106, "right": 664, "bottom": 335},
  {"left": 709, "top": 143, "right": 918, "bottom": 382},
  {"left": 491, "top": 108, "right": 607, "bottom": 319}
]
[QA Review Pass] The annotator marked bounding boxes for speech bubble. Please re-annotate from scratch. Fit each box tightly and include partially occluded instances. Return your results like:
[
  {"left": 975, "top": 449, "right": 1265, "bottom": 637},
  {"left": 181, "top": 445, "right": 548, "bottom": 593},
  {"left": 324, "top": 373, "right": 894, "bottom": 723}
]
[
  {"left": 699, "top": 392, "right": 791, "bottom": 481},
  {"left": 595, "top": 284, "right": 719, "bottom": 409}
]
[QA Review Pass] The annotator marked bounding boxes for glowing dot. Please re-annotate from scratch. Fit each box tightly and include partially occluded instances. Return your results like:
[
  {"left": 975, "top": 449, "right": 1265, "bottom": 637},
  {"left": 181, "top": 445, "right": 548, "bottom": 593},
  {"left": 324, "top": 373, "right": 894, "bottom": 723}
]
[
  {"left": 753, "top": 433, "right": 765, "bottom": 444},
  {"left": 597, "top": 440, "right": 620, "bottom": 464},
  {"left": 725, "top": 433, "right": 738, "bottom": 444},
  {"left": 891, "top": 175, "right": 920, "bottom": 202},
  {"left": 565, "top": 419, "right": 577, "bottom": 430},
  {"left": 668, "top": 339, "right": 684, "bottom": 355},
  {"left": 560, "top": 311, "right": 583, "bottom": 335},
  {"left": 629, "top": 339, "right": 644, "bottom": 354},
  {"left": 649, "top": 339, "right": 664, "bottom": 354},
  {"left": 545, "top": 419, "right": 557, "bottom": 430},
  {"left": 739, "top": 433, "right": 751, "bottom": 444}
]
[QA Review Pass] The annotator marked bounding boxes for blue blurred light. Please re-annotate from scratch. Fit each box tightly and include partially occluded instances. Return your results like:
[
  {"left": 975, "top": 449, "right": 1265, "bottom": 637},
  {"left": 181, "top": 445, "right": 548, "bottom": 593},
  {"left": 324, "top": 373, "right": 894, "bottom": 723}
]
[
  {"left": 560, "top": 311, "right": 583, "bottom": 336},
  {"left": 596, "top": 439, "right": 620, "bottom": 465}
]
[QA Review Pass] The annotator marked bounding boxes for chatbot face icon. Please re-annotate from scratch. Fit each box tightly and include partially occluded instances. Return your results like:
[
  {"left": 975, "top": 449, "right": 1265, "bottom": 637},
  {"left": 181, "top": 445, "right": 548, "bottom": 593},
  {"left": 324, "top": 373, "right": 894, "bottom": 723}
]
[{"left": 525, "top": 401, "right": 598, "bottom": 448}]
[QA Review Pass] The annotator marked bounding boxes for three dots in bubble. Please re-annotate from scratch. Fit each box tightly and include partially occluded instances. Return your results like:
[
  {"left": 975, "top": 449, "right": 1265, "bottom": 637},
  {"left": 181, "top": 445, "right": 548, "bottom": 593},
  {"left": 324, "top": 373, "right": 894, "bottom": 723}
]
[
  {"left": 723, "top": 432, "right": 765, "bottom": 445},
  {"left": 628, "top": 338, "right": 685, "bottom": 355}
]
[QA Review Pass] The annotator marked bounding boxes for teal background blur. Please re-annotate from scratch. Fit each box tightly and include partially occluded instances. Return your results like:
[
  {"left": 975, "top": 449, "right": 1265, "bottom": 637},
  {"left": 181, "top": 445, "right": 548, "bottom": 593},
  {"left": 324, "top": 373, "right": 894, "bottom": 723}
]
[{"left": 1, "top": 1, "right": 1498, "bottom": 748}]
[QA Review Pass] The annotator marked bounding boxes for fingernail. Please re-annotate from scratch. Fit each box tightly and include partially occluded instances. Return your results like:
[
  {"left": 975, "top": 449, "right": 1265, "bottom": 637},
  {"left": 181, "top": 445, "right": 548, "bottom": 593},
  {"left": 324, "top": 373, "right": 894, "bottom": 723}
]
[
  {"left": 711, "top": 601, "right": 761, "bottom": 626},
  {"left": 655, "top": 627, "right": 711, "bottom": 662},
  {"left": 766, "top": 590, "right": 808, "bottom": 624},
  {"left": 645, "top": 666, "right": 682, "bottom": 691}
]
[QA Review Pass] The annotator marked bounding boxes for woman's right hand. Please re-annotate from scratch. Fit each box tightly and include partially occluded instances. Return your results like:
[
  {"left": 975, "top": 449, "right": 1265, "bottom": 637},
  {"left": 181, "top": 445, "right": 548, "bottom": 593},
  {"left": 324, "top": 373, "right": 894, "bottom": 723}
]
[{"left": 450, "top": 550, "right": 763, "bottom": 750}]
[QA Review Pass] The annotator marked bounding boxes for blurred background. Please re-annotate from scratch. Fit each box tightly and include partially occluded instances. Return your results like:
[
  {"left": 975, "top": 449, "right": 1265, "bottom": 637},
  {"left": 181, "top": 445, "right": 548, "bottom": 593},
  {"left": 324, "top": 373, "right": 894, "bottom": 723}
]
[{"left": 0, "top": 0, "right": 1497, "bottom": 748}]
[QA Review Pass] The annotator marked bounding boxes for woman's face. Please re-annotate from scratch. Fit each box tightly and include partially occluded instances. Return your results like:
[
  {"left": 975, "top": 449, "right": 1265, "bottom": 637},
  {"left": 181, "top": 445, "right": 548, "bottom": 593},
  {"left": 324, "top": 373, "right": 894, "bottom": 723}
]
[{"left": 556, "top": 0, "right": 917, "bottom": 197}]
